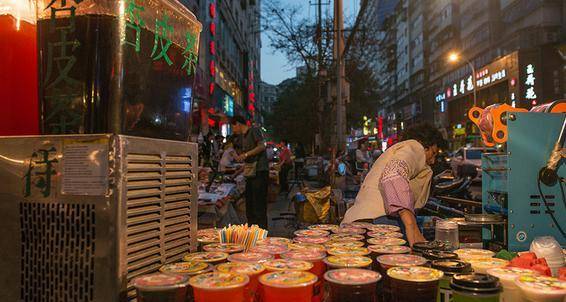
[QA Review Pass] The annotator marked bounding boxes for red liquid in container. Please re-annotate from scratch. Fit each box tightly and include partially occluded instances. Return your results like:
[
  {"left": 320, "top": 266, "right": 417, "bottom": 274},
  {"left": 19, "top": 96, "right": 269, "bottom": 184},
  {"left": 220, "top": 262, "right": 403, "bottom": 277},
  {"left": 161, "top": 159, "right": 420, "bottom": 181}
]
[{"left": 0, "top": 10, "right": 39, "bottom": 135}]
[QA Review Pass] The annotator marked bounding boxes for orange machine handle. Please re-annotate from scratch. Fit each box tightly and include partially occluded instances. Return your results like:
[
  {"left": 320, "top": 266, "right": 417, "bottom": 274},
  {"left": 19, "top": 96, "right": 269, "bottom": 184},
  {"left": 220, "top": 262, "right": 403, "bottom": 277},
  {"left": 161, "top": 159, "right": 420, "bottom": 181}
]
[{"left": 468, "top": 107, "right": 495, "bottom": 147}]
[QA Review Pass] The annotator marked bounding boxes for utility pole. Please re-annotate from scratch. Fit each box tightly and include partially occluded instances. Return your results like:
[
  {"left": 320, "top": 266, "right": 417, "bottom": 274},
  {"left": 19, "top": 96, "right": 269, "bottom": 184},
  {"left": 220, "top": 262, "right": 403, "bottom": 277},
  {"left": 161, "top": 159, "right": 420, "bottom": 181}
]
[
  {"left": 316, "top": 0, "right": 323, "bottom": 154},
  {"left": 334, "top": 0, "right": 345, "bottom": 152}
]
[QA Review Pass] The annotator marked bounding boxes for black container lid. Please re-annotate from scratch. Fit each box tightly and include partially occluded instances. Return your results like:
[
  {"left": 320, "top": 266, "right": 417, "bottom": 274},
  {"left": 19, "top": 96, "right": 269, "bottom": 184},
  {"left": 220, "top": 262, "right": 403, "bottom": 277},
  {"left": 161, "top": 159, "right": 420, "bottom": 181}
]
[
  {"left": 412, "top": 241, "right": 447, "bottom": 253},
  {"left": 431, "top": 260, "right": 471, "bottom": 275},
  {"left": 450, "top": 273, "right": 501, "bottom": 294},
  {"left": 422, "top": 250, "right": 458, "bottom": 261}
]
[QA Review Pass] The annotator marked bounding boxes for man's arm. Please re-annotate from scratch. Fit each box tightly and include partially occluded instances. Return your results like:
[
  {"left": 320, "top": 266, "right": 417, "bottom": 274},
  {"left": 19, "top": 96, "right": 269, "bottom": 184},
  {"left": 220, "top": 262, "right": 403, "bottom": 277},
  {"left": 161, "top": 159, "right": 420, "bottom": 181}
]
[
  {"left": 244, "top": 140, "right": 266, "bottom": 158},
  {"left": 399, "top": 209, "right": 426, "bottom": 247},
  {"left": 379, "top": 159, "right": 426, "bottom": 247}
]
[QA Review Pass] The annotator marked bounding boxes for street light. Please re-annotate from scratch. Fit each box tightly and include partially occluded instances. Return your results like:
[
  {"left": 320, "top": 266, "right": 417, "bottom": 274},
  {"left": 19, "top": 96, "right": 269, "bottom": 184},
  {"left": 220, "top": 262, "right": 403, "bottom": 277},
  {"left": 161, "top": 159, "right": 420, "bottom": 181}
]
[{"left": 448, "top": 51, "right": 477, "bottom": 107}]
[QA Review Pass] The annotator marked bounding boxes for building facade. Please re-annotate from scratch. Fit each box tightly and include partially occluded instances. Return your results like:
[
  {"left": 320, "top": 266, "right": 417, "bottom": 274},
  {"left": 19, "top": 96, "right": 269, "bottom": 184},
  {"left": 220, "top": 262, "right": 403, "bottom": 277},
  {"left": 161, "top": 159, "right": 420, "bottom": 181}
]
[
  {"left": 372, "top": 0, "right": 566, "bottom": 148},
  {"left": 186, "top": 0, "right": 262, "bottom": 137}
]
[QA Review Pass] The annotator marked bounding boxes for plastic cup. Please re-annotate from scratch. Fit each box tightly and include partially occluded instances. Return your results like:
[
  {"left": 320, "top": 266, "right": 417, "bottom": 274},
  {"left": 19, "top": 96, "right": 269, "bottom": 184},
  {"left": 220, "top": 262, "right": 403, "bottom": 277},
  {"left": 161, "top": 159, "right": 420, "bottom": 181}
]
[
  {"left": 487, "top": 267, "right": 539, "bottom": 302},
  {"left": 282, "top": 250, "right": 327, "bottom": 302},
  {"left": 289, "top": 243, "right": 327, "bottom": 253},
  {"left": 376, "top": 254, "right": 428, "bottom": 301},
  {"left": 388, "top": 266, "right": 444, "bottom": 302},
  {"left": 366, "top": 224, "right": 401, "bottom": 232},
  {"left": 324, "top": 240, "right": 365, "bottom": 249},
  {"left": 368, "top": 245, "right": 411, "bottom": 271},
  {"left": 332, "top": 227, "right": 366, "bottom": 235},
  {"left": 281, "top": 250, "right": 327, "bottom": 278},
  {"left": 159, "top": 262, "right": 213, "bottom": 302},
  {"left": 329, "top": 234, "right": 366, "bottom": 241},
  {"left": 294, "top": 229, "right": 330, "bottom": 237},
  {"left": 183, "top": 251, "right": 229, "bottom": 265},
  {"left": 294, "top": 236, "right": 331, "bottom": 245},
  {"left": 256, "top": 237, "right": 292, "bottom": 246},
  {"left": 366, "top": 231, "right": 404, "bottom": 238},
  {"left": 514, "top": 275, "right": 566, "bottom": 302},
  {"left": 132, "top": 273, "right": 190, "bottom": 302},
  {"left": 324, "top": 268, "right": 382, "bottom": 302},
  {"left": 350, "top": 222, "right": 376, "bottom": 229},
  {"left": 216, "top": 262, "right": 265, "bottom": 302},
  {"left": 412, "top": 241, "right": 449, "bottom": 256},
  {"left": 323, "top": 255, "right": 373, "bottom": 270},
  {"left": 259, "top": 271, "right": 318, "bottom": 302},
  {"left": 450, "top": 273, "right": 501, "bottom": 302},
  {"left": 197, "top": 228, "right": 220, "bottom": 250},
  {"left": 431, "top": 260, "right": 472, "bottom": 302},
  {"left": 249, "top": 244, "right": 289, "bottom": 259},
  {"left": 422, "top": 250, "right": 458, "bottom": 262},
  {"left": 468, "top": 258, "right": 509, "bottom": 274},
  {"left": 263, "top": 259, "right": 314, "bottom": 272},
  {"left": 308, "top": 224, "right": 339, "bottom": 232},
  {"left": 160, "top": 262, "right": 213, "bottom": 276},
  {"left": 327, "top": 247, "right": 370, "bottom": 257},
  {"left": 203, "top": 243, "right": 245, "bottom": 254},
  {"left": 190, "top": 272, "right": 249, "bottom": 302},
  {"left": 366, "top": 237, "right": 407, "bottom": 246},
  {"left": 454, "top": 249, "right": 495, "bottom": 262},
  {"left": 228, "top": 252, "right": 274, "bottom": 264}
]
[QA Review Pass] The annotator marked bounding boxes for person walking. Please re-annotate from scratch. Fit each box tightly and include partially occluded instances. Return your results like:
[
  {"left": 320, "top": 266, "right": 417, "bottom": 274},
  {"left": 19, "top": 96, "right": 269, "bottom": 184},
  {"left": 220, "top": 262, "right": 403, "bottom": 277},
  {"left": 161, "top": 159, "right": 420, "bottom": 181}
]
[
  {"left": 278, "top": 140, "right": 293, "bottom": 193},
  {"left": 231, "top": 115, "right": 269, "bottom": 229}
]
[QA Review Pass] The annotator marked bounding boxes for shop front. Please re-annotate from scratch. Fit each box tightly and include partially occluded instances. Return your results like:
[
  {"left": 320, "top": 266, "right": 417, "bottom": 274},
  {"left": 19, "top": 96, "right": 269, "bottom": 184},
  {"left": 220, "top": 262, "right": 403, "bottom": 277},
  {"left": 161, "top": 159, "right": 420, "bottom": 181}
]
[{"left": 434, "top": 45, "right": 565, "bottom": 148}]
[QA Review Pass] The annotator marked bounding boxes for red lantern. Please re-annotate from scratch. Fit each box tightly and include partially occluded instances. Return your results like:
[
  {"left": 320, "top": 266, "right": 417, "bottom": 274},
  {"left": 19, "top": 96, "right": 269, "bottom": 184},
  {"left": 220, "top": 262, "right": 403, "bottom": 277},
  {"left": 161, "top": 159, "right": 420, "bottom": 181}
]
[
  {"left": 209, "top": 60, "right": 215, "bottom": 76},
  {"left": 210, "top": 22, "right": 216, "bottom": 36},
  {"left": 209, "top": 83, "right": 215, "bottom": 95},
  {"left": 209, "top": 3, "right": 216, "bottom": 18},
  {"left": 209, "top": 41, "right": 215, "bottom": 55}
]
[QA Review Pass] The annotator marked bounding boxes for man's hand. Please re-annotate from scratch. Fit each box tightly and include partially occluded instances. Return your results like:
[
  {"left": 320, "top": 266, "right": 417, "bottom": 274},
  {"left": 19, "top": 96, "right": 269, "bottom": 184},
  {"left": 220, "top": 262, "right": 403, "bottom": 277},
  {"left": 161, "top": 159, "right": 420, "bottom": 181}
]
[
  {"left": 399, "top": 209, "right": 427, "bottom": 247},
  {"left": 235, "top": 153, "right": 247, "bottom": 162}
]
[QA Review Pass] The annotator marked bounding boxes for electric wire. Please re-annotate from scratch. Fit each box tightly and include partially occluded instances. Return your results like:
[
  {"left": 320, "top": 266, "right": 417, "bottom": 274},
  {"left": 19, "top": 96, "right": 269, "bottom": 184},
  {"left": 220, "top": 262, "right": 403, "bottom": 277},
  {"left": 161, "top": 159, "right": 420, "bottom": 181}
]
[{"left": 537, "top": 177, "right": 566, "bottom": 239}]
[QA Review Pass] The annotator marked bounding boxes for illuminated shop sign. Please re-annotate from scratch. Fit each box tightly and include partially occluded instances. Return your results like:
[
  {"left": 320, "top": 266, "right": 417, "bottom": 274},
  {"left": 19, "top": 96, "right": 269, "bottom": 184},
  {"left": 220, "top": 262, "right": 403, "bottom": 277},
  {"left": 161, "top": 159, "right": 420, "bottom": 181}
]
[
  {"left": 435, "top": 61, "right": 510, "bottom": 103},
  {"left": 524, "top": 64, "right": 537, "bottom": 100},
  {"left": 224, "top": 94, "right": 234, "bottom": 117}
]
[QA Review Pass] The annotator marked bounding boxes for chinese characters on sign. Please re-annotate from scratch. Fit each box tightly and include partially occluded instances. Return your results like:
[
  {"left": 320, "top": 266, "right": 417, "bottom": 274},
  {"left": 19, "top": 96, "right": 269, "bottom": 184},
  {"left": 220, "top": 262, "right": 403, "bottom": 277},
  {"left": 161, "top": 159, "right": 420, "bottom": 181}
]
[
  {"left": 524, "top": 64, "right": 537, "bottom": 100},
  {"left": 43, "top": 0, "right": 83, "bottom": 134},
  {"left": 435, "top": 68, "right": 508, "bottom": 102},
  {"left": 124, "top": 0, "right": 145, "bottom": 52},
  {"left": 24, "top": 147, "right": 58, "bottom": 198}
]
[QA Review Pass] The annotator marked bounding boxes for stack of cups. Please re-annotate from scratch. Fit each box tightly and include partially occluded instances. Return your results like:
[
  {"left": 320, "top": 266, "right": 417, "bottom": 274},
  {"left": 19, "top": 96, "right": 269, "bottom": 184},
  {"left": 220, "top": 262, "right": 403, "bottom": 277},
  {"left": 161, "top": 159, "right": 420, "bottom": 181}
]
[
  {"left": 216, "top": 262, "right": 266, "bottom": 302},
  {"left": 132, "top": 273, "right": 191, "bottom": 302},
  {"left": 529, "top": 236, "right": 565, "bottom": 277},
  {"left": 387, "top": 266, "right": 444, "bottom": 302},
  {"left": 189, "top": 272, "right": 249, "bottom": 302},
  {"left": 376, "top": 254, "right": 428, "bottom": 302},
  {"left": 450, "top": 273, "right": 501, "bottom": 302},
  {"left": 486, "top": 267, "right": 539, "bottom": 302},
  {"left": 324, "top": 268, "right": 382, "bottom": 302},
  {"left": 259, "top": 270, "right": 318, "bottom": 302},
  {"left": 431, "top": 260, "right": 472, "bottom": 302}
]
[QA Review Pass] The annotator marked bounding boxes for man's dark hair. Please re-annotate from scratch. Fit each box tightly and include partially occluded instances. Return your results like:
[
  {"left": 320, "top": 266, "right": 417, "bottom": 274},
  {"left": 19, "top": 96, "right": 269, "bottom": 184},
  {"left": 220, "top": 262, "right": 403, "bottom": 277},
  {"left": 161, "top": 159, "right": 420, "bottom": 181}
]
[
  {"left": 401, "top": 123, "right": 447, "bottom": 149},
  {"left": 230, "top": 115, "right": 247, "bottom": 126}
]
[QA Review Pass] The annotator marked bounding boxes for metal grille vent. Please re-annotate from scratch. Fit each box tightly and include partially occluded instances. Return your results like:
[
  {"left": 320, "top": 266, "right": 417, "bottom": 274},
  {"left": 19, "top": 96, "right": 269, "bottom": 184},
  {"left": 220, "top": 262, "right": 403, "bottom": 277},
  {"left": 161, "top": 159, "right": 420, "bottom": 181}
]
[
  {"left": 20, "top": 203, "right": 96, "bottom": 302},
  {"left": 125, "top": 152, "right": 194, "bottom": 298}
]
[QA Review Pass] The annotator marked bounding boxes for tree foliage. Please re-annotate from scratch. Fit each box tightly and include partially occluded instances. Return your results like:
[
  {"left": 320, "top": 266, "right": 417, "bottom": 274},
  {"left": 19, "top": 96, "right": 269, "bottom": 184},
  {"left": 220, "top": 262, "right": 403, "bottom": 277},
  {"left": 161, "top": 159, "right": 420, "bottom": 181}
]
[
  {"left": 264, "top": 78, "right": 318, "bottom": 149},
  {"left": 262, "top": 0, "right": 382, "bottom": 147}
]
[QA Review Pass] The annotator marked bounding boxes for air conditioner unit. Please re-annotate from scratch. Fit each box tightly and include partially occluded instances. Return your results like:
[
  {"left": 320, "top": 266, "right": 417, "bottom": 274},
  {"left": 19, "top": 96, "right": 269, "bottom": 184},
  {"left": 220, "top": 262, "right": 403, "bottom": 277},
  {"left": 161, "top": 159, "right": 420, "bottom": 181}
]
[{"left": 0, "top": 134, "right": 198, "bottom": 302}]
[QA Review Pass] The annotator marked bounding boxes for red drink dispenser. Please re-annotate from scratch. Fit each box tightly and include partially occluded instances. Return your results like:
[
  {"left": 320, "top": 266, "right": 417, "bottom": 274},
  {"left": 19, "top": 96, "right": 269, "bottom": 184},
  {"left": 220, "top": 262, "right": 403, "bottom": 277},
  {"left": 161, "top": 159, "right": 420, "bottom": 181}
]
[{"left": 0, "top": 0, "right": 39, "bottom": 135}]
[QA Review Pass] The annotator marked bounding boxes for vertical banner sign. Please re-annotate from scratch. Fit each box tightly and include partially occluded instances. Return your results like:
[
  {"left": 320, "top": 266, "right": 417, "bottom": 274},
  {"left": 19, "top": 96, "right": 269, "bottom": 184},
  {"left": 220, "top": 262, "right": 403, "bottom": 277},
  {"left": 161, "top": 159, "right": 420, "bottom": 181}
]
[
  {"left": 209, "top": 1, "right": 217, "bottom": 96},
  {"left": 43, "top": 0, "right": 83, "bottom": 134}
]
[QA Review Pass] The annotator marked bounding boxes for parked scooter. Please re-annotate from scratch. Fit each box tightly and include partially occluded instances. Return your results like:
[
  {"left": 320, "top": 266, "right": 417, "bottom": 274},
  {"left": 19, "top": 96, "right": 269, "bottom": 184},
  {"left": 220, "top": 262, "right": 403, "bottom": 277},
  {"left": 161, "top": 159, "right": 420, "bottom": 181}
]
[{"left": 433, "top": 164, "right": 478, "bottom": 200}]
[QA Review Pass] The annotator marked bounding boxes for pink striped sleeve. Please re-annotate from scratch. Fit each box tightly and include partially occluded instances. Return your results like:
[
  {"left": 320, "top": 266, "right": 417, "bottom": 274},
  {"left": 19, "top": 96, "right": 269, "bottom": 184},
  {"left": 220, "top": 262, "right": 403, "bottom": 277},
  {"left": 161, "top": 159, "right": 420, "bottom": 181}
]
[{"left": 379, "top": 160, "right": 415, "bottom": 216}]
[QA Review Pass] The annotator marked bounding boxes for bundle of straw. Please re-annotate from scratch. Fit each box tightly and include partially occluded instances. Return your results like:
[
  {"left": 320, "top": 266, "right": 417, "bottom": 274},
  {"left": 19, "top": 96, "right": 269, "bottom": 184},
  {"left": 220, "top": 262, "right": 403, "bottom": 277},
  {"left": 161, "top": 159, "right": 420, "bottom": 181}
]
[{"left": 219, "top": 224, "right": 268, "bottom": 251}]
